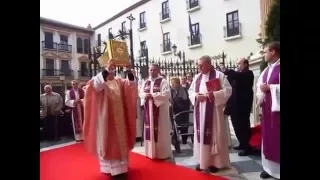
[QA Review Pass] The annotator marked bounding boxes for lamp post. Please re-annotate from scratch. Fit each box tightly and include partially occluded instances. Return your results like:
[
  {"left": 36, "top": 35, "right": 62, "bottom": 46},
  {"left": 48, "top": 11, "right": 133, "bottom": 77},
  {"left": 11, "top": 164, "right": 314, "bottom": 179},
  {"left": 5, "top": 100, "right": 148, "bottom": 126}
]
[
  {"left": 59, "top": 72, "right": 65, "bottom": 95},
  {"left": 108, "top": 14, "right": 135, "bottom": 68},
  {"left": 127, "top": 14, "right": 135, "bottom": 68},
  {"left": 89, "top": 45, "right": 102, "bottom": 78},
  {"left": 172, "top": 44, "right": 187, "bottom": 76},
  {"left": 172, "top": 44, "right": 182, "bottom": 59}
]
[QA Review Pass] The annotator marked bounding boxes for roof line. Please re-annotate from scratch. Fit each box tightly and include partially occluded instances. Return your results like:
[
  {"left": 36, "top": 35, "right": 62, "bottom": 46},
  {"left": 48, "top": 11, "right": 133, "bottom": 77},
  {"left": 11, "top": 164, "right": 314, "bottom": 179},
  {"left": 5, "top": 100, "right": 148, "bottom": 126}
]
[
  {"left": 40, "top": 17, "right": 94, "bottom": 33},
  {"left": 93, "top": 0, "right": 151, "bottom": 30}
]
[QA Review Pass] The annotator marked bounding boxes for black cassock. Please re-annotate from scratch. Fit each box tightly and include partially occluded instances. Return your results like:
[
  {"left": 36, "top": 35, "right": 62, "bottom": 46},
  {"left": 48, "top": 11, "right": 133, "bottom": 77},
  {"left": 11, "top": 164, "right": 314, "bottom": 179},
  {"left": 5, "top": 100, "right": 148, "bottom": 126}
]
[{"left": 224, "top": 69, "right": 254, "bottom": 149}]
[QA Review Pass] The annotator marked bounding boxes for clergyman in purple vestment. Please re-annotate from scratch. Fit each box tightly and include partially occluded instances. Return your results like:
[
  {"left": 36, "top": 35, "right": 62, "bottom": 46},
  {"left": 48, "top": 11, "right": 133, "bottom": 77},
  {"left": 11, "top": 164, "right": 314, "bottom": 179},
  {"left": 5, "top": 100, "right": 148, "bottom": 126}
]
[
  {"left": 189, "top": 56, "right": 232, "bottom": 173},
  {"left": 256, "top": 42, "right": 280, "bottom": 180},
  {"left": 139, "top": 64, "right": 172, "bottom": 160},
  {"left": 65, "top": 80, "right": 85, "bottom": 141}
]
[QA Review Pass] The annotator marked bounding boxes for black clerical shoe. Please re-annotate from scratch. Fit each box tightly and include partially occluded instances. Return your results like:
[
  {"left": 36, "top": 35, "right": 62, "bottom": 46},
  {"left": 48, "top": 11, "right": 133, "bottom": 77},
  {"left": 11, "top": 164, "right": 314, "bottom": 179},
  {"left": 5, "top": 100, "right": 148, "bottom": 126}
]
[
  {"left": 205, "top": 166, "right": 219, "bottom": 173},
  {"left": 233, "top": 145, "right": 245, "bottom": 150},
  {"left": 238, "top": 149, "right": 253, "bottom": 156},
  {"left": 195, "top": 164, "right": 204, "bottom": 171},
  {"left": 260, "top": 171, "right": 271, "bottom": 179},
  {"left": 112, "top": 173, "right": 128, "bottom": 180}
]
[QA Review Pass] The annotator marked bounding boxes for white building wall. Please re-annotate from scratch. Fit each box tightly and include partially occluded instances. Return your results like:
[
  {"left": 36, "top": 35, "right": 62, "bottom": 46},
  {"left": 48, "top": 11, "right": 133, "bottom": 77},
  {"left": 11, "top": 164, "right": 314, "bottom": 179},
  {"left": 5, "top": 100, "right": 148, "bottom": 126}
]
[
  {"left": 40, "top": 24, "right": 92, "bottom": 80},
  {"left": 94, "top": 0, "right": 261, "bottom": 62}
]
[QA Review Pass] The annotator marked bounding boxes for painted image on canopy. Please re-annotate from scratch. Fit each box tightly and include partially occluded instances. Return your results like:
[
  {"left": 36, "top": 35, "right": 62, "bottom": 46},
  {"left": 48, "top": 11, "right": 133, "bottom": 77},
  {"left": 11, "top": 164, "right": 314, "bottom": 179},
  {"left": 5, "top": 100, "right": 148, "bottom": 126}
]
[{"left": 106, "top": 40, "right": 130, "bottom": 67}]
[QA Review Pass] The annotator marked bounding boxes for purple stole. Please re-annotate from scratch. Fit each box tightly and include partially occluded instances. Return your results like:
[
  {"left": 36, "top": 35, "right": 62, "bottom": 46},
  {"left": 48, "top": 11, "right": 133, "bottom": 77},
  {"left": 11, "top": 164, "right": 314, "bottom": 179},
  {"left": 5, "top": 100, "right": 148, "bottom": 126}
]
[
  {"left": 195, "top": 70, "right": 216, "bottom": 144},
  {"left": 262, "top": 64, "right": 280, "bottom": 163},
  {"left": 69, "top": 88, "right": 84, "bottom": 134},
  {"left": 143, "top": 78, "right": 162, "bottom": 142}
]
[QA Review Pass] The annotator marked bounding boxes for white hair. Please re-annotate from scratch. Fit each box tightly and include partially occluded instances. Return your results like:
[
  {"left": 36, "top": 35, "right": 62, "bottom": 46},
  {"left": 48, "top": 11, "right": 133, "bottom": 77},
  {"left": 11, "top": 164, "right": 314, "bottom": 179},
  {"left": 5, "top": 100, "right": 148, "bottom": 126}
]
[
  {"left": 200, "top": 55, "right": 212, "bottom": 64},
  {"left": 44, "top": 85, "right": 52, "bottom": 90}
]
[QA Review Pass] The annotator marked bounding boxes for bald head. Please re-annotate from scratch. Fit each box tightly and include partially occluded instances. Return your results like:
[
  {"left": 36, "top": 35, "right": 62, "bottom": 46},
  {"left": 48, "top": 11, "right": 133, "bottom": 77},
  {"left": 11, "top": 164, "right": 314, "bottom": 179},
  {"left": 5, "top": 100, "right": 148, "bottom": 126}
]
[
  {"left": 44, "top": 85, "right": 52, "bottom": 94},
  {"left": 198, "top": 55, "right": 213, "bottom": 74},
  {"left": 237, "top": 58, "right": 249, "bottom": 72}
]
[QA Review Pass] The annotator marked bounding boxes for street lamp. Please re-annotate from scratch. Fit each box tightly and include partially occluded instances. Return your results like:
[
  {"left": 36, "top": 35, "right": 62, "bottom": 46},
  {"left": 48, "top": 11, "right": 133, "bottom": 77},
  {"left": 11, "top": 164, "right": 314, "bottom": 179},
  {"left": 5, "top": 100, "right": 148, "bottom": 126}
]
[
  {"left": 89, "top": 45, "right": 102, "bottom": 77},
  {"left": 59, "top": 72, "right": 65, "bottom": 93},
  {"left": 108, "top": 14, "right": 135, "bottom": 68},
  {"left": 127, "top": 14, "right": 135, "bottom": 68},
  {"left": 171, "top": 44, "right": 187, "bottom": 76},
  {"left": 172, "top": 44, "right": 181, "bottom": 59}
]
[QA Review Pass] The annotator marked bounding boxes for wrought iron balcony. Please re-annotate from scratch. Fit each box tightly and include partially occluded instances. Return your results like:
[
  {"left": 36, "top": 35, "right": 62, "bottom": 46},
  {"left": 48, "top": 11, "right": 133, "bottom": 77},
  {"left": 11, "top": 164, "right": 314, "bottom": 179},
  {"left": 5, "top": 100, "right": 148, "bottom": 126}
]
[
  {"left": 188, "top": 33, "right": 202, "bottom": 46},
  {"left": 78, "top": 70, "right": 90, "bottom": 78},
  {"left": 61, "top": 70, "right": 74, "bottom": 77},
  {"left": 41, "top": 69, "right": 74, "bottom": 77},
  {"left": 42, "top": 69, "right": 59, "bottom": 77},
  {"left": 139, "top": 48, "right": 148, "bottom": 57},
  {"left": 139, "top": 22, "right": 146, "bottom": 29},
  {"left": 223, "top": 22, "right": 242, "bottom": 38},
  {"left": 160, "top": 41, "right": 172, "bottom": 53},
  {"left": 186, "top": 0, "right": 200, "bottom": 11},
  {"left": 58, "top": 43, "right": 72, "bottom": 52},
  {"left": 159, "top": 9, "right": 171, "bottom": 22},
  {"left": 42, "top": 41, "right": 57, "bottom": 50}
]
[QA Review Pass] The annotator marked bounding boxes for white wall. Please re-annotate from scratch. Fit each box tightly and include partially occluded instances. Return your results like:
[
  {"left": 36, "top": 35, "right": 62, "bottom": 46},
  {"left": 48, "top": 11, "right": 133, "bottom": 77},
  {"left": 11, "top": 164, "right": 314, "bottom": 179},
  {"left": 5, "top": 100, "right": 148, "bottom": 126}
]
[{"left": 94, "top": 0, "right": 261, "bottom": 62}]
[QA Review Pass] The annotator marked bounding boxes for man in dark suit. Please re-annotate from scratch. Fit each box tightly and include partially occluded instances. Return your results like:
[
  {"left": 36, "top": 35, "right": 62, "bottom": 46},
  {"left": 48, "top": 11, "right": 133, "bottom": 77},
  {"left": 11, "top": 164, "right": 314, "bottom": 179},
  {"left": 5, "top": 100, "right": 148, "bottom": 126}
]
[{"left": 224, "top": 58, "right": 254, "bottom": 156}]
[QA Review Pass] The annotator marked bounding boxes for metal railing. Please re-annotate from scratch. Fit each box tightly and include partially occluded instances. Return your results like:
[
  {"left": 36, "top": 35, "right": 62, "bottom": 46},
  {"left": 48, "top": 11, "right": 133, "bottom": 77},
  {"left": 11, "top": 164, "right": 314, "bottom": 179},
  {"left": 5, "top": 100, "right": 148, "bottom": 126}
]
[
  {"left": 42, "top": 41, "right": 57, "bottom": 50},
  {"left": 58, "top": 43, "right": 72, "bottom": 52}
]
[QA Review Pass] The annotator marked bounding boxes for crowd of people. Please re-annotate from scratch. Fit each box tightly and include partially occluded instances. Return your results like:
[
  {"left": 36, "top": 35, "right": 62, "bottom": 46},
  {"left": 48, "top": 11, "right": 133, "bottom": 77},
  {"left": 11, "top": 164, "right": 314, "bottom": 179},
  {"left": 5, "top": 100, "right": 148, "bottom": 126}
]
[{"left": 40, "top": 41, "right": 280, "bottom": 180}]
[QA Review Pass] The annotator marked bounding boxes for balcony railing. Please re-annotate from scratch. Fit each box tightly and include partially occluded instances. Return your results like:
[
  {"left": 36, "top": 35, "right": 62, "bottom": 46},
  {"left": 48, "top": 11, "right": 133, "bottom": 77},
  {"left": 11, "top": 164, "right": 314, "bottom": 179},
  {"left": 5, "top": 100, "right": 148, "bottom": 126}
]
[
  {"left": 42, "top": 69, "right": 74, "bottom": 77},
  {"left": 159, "top": 9, "right": 171, "bottom": 21},
  {"left": 139, "top": 48, "right": 148, "bottom": 57},
  {"left": 139, "top": 22, "right": 146, "bottom": 29},
  {"left": 223, "top": 22, "right": 242, "bottom": 38},
  {"left": 160, "top": 41, "right": 172, "bottom": 53},
  {"left": 78, "top": 70, "right": 90, "bottom": 78},
  {"left": 61, "top": 70, "right": 74, "bottom": 77},
  {"left": 58, "top": 43, "right": 72, "bottom": 52},
  {"left": 42, "top": 41, "right": 57, "bottom": 50},
  {"left": 188, "top": 33, "right": 202, "bottom": 46},
  {"left": 187, "top": 0, "right": 200, "bottom": 10}
]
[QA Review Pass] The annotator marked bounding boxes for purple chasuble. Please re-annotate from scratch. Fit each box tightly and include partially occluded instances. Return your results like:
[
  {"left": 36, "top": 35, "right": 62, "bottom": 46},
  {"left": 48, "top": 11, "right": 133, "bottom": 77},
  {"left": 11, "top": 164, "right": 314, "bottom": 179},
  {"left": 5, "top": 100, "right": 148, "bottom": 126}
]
[
  {"left": 262, "top": 64, "right": 280, "bottom": 163},
  {"left": 143, "top": 78, "right": 162, "bottom": 142},
  {"left": 195, "top": 70, "right": 216, "bottom": 145},
  {"left": 69, "top": 88, "right": 84, "bottom": 134}
]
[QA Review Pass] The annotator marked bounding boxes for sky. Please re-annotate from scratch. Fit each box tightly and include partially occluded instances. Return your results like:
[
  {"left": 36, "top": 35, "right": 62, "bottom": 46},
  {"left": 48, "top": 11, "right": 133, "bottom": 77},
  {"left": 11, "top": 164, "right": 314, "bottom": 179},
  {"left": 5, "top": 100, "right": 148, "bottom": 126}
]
[{"left": 40, "top": 0, "right": 139, "bottom": 28}]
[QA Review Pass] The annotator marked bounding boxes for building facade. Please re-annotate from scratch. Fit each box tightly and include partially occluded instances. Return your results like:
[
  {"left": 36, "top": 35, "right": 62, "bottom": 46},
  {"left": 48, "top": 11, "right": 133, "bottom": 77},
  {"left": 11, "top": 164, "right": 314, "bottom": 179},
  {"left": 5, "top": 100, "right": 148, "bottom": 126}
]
[
  {"left": 93, "top": 0, "right": 261, "bottom": 63},
  {"left": 40, "top": 17, "right": 94, "bottom": 95}
]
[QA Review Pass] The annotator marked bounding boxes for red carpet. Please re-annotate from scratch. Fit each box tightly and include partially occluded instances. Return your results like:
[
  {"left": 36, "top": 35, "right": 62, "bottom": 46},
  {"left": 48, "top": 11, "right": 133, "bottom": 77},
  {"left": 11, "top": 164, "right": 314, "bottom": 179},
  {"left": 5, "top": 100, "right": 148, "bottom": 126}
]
[
  {"left": 249, "top": 125, "right": 261, "bottom": 150},
  {"left": 40, "top": 143, "right": 227, "bottom": 180}
]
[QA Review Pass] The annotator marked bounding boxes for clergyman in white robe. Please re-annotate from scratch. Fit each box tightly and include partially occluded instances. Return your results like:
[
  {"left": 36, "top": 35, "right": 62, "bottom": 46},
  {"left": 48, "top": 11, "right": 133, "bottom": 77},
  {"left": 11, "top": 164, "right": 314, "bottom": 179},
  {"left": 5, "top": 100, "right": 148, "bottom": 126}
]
[
  {"left": 189, "top": 69, "right": 232, "bottom": 171},
  {"left": 65, "top": 86, "right": 85, "bottom": 141},
  {"left": 139, "top": 75, "right": 172, "bottom": 159},
  {"left": 256, "top": 59, "right": 280, "bottom": 179}
]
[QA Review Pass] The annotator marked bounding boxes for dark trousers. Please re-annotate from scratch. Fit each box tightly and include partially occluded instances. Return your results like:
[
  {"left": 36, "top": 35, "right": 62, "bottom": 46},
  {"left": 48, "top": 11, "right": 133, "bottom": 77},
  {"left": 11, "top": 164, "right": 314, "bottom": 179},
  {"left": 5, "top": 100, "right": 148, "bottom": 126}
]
[
  {"left": 43, "top": 115, "right": 59, "bottom": 141},
  {"left": 231, "top": 111, "right": 251, "bottom": 149},
  {"left": 175, "top": 113, "right": 189, "bottom": 143},
  {"left": 58, "top": 114, "right": 73, "bottom": 137}
]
